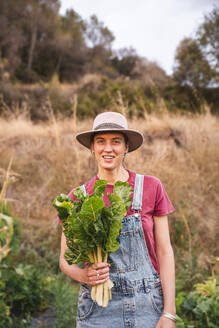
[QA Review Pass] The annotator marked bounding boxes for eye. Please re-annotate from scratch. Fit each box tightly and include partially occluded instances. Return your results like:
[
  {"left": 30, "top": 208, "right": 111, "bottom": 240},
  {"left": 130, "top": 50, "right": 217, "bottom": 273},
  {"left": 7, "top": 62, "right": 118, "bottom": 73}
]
[{"left": 113, "top": 140, "right": 121, "bottom": 144}]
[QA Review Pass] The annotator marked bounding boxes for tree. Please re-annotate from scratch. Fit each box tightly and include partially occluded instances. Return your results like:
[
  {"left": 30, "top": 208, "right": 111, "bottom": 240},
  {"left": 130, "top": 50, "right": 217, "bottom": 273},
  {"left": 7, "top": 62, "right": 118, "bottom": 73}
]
[
  {"left": 173, "top": 38, "right": 213, "bottom": 87},
  {"left": 23, "top": 0, "right": 60, "bottom": 72},
  {"left": 0, "top": 0, "right": 26, "bottom": 75},
  {"left": 197, "top": 6, "right": 219, "bottom": 77},
  {"left": 86, "top": 15, "right": 114, "bottom": 49},
  {"left": 111, "top": 47, "right": 139, "bottom": 77},
  {"left": 84, "top": 15, "right": 115, "bottom": 74},
  {"left": 55, "top": 9, "right": 87, "bottom": 80},
  {"left": 132, "top": 57, "right": 169, "bottom": 87}
]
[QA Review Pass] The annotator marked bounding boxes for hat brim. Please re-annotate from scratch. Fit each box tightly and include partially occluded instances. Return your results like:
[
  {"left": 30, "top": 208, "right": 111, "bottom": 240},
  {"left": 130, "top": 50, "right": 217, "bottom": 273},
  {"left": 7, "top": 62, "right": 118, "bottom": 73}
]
[{"left": 76, "top": 129, "right": 144, "bottom": 152}]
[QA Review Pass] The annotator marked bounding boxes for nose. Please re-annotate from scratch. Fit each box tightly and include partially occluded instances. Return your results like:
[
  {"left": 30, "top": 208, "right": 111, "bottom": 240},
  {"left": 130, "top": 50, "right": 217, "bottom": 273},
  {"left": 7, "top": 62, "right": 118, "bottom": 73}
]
[{"left": 104, "top": 142, "right": 113, "bottom": 152}]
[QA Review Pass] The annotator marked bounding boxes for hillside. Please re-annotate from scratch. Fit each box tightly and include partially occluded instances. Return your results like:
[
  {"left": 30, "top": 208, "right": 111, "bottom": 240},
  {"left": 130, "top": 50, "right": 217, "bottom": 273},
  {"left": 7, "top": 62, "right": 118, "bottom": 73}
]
[{"left": 0, "top": 112, "right": 218, "bottom": 276}]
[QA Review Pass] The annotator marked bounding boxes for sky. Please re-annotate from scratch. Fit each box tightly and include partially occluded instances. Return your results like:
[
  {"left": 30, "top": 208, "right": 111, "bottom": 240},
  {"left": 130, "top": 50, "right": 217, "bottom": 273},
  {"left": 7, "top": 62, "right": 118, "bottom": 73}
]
[{"left": 60, "top": 0, "right": 217, "bottom": 75}]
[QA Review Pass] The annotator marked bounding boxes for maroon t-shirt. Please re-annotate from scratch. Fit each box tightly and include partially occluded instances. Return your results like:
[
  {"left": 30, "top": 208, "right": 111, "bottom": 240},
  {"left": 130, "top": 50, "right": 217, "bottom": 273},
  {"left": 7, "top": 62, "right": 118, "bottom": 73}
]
[{"left": 59, "top": 170, "right": 175, "bottom": 273}]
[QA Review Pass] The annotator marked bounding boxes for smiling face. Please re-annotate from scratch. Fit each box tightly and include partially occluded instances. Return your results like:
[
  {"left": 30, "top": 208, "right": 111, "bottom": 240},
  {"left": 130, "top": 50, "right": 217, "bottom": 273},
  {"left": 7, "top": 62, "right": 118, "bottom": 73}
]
[{"left": 91, "top": 132, "right": 128, "bottom": 172}]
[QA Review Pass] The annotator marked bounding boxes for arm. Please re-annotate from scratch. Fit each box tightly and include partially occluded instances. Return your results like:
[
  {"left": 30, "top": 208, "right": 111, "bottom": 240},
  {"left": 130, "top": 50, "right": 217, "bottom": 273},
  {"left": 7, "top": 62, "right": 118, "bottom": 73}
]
[
  {"left": 59, "top": 230, "right": 110, "bottom": 286},
  {"left": 154, "top": 215, "right": 176, "bottom": 328}
]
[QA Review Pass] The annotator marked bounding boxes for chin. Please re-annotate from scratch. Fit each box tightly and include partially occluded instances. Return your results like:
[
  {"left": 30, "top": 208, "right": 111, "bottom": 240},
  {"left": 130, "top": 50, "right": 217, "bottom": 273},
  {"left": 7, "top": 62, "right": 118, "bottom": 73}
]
[{"left": 101, "top": 165, "right": 114, "bottom": 170}]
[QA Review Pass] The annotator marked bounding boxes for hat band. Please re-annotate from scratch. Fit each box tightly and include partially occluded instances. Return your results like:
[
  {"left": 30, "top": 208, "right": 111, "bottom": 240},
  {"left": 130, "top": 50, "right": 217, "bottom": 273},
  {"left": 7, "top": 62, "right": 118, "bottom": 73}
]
[{"left": 94, "top": 123, "right": 125, "bottom": 130}]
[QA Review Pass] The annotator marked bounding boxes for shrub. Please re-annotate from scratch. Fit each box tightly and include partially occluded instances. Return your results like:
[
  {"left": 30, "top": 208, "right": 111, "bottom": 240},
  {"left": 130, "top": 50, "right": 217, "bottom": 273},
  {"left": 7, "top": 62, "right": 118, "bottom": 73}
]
[
  {"left": 1, "top": 263, "right": 47, "bottom": 316},
  {"left": 176, "top": 277, "right": 219, "bottom": 327},
  {"left": 48, "top": 274, "right": 79, "bottom": 328},
  {"left": 0, "top": 182, "right": 50, "bottom": 326}
]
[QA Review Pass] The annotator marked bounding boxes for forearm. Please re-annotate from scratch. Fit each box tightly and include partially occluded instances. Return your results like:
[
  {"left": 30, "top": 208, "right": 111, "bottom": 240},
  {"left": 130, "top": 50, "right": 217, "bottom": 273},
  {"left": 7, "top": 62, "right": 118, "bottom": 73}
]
[
  {"left": 157, "top": 246, "right": 176, "bottom": 314},
  {"left": 59, "top": 255, "right": 86, "bottom": 284},
  {"left": 59, "top": 232, "right": 110, "bottom": 286}
]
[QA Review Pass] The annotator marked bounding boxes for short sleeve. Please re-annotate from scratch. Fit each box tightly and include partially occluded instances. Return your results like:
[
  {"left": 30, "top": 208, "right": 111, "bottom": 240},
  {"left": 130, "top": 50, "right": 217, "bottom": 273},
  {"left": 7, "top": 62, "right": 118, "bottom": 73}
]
[{"left": 153, "top": 180, "right": 175, "bottom": 217}]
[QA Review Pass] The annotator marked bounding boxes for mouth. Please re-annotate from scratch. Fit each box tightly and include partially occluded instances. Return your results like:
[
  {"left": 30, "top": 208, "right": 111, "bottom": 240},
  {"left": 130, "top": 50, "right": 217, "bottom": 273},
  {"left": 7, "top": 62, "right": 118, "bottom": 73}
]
[
  {"left": 102, "top": 155, "right": 115, "bottom": 162},
  {"left": 102, "top": 155, "right": 114, "bottom": 159}
]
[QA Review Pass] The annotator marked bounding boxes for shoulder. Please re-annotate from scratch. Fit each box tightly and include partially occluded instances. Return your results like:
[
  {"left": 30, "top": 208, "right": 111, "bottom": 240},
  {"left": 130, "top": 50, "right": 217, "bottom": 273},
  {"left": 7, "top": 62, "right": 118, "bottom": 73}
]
[
  {"left": 142, "top": 175, "right": 163, "bottom": 197},
  {"left": 129, "top": 170, "right": 161, "bottom": 187},
  {"left": 129, "top": 170, "right": 160, "bottom": 181},
  {"left": 143, "top": 175, "right": 161, "bottom": 185},
  {"left": 143, "top": 175, "right": 163, "bottom": 191}
]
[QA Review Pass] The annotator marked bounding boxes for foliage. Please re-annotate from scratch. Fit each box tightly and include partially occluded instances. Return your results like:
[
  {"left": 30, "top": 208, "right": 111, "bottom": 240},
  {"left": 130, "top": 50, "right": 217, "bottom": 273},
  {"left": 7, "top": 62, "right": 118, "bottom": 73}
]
[
  {"left": 1, "top": 263, "right": 48, "bottom": 314},
  {"left": 53, "top": 180, "right": 132, "bottom": 264},
  {"left": 53, "top": 179, "right": 132, "bottom": 307},
  {"left": 47, "top": 274, "right": 79, "bottom": 328},
  {"left": 0, "top": 166, "right": 51, "bottom": 327},
  {"left": 173, "top": 38, "right": 213, "bottom": 88},
  {"left": 0, "top": 0, "right": 116, "bottom": 83},
  {"left": 197, "top": 6, "right": 219, "bottom": 79},
  {"left": 0, "top": 210, "right": 49, "bottom": 327},
  {"left": 111, "top": 47, "right": 138, "bottom": 77},
  {"left": 176, "top": 277, "right": 219, "bottom": 328},
  {"left": 0, "top": 202, "right": 21, "bottom": 255}
]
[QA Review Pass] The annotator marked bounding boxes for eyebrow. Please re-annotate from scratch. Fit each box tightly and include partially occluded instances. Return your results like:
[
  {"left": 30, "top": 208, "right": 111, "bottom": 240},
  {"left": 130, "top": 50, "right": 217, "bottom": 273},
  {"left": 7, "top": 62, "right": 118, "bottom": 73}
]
[{"left": 95, "top": 136, "right": 123, "bottom": 140}]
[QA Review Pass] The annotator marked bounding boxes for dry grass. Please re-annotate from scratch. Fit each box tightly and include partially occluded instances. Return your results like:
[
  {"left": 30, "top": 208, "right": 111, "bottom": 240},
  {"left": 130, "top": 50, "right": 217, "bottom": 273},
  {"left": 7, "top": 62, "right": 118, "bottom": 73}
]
[{"left": 0, "top": 112, "right": 218, "bottom": 273}]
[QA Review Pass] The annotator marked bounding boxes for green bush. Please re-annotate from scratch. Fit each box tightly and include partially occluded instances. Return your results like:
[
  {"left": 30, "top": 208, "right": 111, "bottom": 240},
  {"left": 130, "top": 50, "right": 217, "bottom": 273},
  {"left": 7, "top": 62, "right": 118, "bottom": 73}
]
[
  {"left": 0, "top": 202, "right": 21, "bottom": 255},
  {"left": 48, "top": 274, "right": 79, "bottom": 328},
  {"left": 3, "top": 264, "right": 47, "bottom": 314},
  {"left": 0, "top": 201, "right": 50, "bottom": 327},
  {"left": 77, "top": 77, "right": 151, "bottom": 118},
  {"left": 176, "top": 278, "right": 219, "bottom": 328}
]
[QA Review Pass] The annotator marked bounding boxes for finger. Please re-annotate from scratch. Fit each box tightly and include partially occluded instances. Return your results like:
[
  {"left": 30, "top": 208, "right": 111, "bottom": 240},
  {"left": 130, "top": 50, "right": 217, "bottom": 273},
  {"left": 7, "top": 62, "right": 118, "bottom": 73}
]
[
  {"left": 87, "top": 269, "right": 102, "bottom": 277},
  {"left": 92, "top": 262, "right": 110, "bottom": 270},
  {"left": 97, "top": 272, "right": 109, "bottom": 280},
  {"left": 87, "top": 277, "right": 109, "bottom": 286},
  {"left": 95, "top": 267, "right": 110, "bottom": 275},
  {"left": 95, "top": 276, "right": 109, "bottom": 285},
  {"left": 87, "top": 264, "right": 110, "bottom": 276},
  {"left": 86, "top": 277, "right": 108, "bottom": 287},
  {"left": 87, "top": 270, "right": 109, "bottom": 283},
  {"left": 90, "top": 270, "right": 110, "bottom": 281}
]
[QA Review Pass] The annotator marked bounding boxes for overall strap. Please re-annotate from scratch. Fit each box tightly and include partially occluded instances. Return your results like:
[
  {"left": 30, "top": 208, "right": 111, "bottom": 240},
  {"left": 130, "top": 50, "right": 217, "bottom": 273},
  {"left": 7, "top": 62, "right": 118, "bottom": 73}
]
[
  {"left": 131, "top": 174, "right": 144, "bottom": 211},
  {"left": 80, "top": 184, "right": 87, "bottom": 196}
]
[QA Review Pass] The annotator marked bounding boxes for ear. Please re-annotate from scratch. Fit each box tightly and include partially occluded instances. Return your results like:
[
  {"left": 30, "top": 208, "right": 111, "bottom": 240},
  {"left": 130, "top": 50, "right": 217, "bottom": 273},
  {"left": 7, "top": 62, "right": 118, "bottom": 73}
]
[{"left": 90, "top": 143, "right": 94, "bottom": 154}]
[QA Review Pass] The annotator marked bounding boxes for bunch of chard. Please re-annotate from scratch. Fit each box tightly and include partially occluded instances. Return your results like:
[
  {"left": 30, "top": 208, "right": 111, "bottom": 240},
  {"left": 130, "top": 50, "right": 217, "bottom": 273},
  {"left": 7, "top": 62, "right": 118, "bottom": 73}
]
[{"left": 53, "top": 179, "right": 132, "bottom": 307}]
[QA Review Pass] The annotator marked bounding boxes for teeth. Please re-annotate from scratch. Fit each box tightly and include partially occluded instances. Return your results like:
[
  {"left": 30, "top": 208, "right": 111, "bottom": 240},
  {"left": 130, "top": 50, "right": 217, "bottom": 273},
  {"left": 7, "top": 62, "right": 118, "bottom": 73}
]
[{"left": 103, "top": 156, "right": 113, "bottom": 159}]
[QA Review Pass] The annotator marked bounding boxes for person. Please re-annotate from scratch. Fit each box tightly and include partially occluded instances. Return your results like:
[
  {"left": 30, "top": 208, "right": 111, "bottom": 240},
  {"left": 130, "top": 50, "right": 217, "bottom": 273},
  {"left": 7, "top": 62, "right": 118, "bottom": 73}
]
[{"left": 59, "top": 111, "right": 176, "bottom": 328}]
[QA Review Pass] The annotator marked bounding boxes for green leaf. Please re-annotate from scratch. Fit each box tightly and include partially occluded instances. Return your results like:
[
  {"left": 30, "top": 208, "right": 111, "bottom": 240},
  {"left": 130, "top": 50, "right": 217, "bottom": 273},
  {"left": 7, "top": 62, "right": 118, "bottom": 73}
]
[
  {"left": 73, "top": 186, "right": 85, "bottom": 201},
  {"left": 105, "top": 193, "right": 126, "bottom": 253},
  {"left": 108, "top": 193, "right": 126, "bottom": 220},
  {"left": 53, "top": 194, "right": 76, "bottom": 221},
  {"left": 53, "top": 180, "right": 132, "bottom": 266},
  {"left": 93, "top": 180, "right": 107, "bottom": 198},
  {"left": 114, "top": 181, "right": 132, "bottom": 210},
  {"left": 79, "top": 197, "right": 105, "bottom": 221}
]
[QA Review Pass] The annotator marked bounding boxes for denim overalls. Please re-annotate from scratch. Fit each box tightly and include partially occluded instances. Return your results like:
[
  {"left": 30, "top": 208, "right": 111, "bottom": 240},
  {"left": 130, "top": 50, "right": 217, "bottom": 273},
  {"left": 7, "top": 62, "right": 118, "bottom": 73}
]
[{"left": 76, "top": 174, "right": 164, "bottom": 328}]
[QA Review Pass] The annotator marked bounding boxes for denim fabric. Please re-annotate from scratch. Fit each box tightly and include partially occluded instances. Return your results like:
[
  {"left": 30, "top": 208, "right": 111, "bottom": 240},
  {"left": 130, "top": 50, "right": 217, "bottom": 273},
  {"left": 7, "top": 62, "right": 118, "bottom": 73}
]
[{"left": 76, "top": 174, "right": 164, "bottom": 328}]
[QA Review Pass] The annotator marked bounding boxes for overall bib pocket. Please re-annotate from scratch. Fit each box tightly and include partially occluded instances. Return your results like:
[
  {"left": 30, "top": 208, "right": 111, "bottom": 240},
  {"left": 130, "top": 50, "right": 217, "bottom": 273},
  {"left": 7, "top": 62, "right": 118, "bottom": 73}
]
[{"left": 77, "top": 285, "right": 95, "bottom": 321}]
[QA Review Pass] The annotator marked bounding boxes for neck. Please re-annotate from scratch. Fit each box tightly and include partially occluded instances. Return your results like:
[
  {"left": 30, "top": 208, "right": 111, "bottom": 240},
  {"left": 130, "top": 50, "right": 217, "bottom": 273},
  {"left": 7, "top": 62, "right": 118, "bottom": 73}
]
[{"left": 97, "top": 167, "right": 129, "bottom": 185}]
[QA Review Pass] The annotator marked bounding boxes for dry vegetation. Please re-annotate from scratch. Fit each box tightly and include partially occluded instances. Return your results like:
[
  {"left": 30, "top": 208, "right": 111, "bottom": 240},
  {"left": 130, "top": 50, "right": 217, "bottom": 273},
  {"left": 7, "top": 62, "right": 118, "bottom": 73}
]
[{"left": 0, "top": 112, "right": 218, "bottom": 275}]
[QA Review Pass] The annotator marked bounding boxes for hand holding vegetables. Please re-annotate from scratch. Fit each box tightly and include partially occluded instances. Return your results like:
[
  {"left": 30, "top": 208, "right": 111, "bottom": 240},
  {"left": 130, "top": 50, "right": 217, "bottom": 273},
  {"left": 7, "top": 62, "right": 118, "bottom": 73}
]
[
  {"left": 85, "top": 262, "right": 110, "bottom": 287},
  {"left": 53, "top": 179, "right": 132, "bottom": 307}
]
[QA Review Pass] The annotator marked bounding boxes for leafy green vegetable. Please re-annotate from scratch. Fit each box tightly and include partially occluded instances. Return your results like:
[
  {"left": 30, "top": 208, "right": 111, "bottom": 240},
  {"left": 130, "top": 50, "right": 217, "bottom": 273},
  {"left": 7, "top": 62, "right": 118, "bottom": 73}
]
[
  {"left": 53, "top": 179, "right": 132, "bottom": 307},
  {"left": 113, "top": 181, "right": 132, "bottom": 210}
]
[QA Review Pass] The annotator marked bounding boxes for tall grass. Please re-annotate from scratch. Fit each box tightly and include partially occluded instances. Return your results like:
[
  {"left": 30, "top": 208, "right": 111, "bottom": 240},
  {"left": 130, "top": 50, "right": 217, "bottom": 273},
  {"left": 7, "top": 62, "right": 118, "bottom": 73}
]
[{"left": 0, "top": 112, "right": 218, "bottom": 275}]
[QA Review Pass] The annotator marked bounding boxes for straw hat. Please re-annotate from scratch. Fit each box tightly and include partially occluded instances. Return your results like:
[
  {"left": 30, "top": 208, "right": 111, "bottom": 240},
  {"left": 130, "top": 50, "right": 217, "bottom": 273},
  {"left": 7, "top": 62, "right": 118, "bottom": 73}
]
[{"left": 76, "top": 112, "right": 144, "bottom": 152}]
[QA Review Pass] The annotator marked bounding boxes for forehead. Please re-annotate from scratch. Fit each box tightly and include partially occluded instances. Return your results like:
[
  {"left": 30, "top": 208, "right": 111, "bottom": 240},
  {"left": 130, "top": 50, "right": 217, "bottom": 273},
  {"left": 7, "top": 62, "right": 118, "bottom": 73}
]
[{"left": 93, "top": 132, "right": 125, "bottom": 140}]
